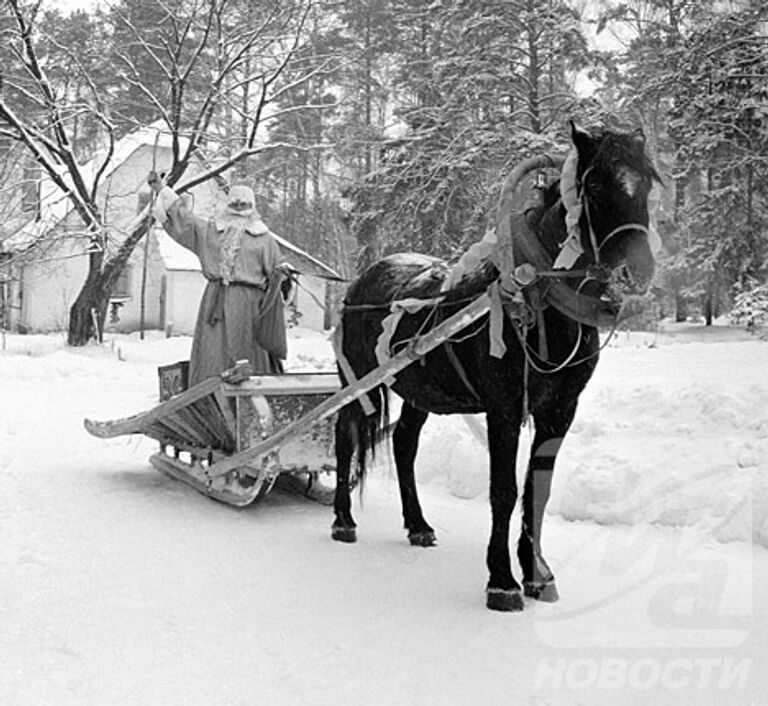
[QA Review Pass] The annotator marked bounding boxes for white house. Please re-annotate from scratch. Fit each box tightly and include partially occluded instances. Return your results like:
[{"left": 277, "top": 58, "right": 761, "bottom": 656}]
[{"left": 0, "top": 125, "right": 342, "bottom": 335}]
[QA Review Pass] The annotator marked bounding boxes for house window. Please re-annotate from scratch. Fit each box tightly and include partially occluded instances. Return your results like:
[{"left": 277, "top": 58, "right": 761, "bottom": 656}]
[
  {"left": 22, "top": 163, "right": 41, "bottom": 218},
  {"left": 113, "top": 265, "right": 132, "bottom": 299}
]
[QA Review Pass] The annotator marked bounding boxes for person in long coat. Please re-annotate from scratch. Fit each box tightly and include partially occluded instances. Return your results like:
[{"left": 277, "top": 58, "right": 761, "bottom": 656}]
[{"left": 148, "top": 173, "right": 287, "bottom": 386}]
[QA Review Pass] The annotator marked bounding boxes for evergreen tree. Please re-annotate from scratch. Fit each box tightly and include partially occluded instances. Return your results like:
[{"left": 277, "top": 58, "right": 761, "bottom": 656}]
[
  {"left": 605, "top": 0, "right": 768, "bottom": 323},
  {"left": 345, "top": 0, "right": 594, "bottom": 268}
]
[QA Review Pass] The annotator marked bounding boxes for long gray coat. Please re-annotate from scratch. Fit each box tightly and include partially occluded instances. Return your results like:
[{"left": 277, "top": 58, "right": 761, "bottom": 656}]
[{"left": 158, "top": 192, "right": 287, "bottom": 386}]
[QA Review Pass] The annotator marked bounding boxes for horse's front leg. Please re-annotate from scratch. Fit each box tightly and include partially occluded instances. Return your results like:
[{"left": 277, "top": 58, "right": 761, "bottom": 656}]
[
  {"left": 485, "top": 411, "right": 523, "bottom": 611},
  {"left": 517, "top": 410, "right": 577, "bottom": 603},
  {"left": 332, "top": 403, "right": 358, "bottom": 543},
  {"left": 393, "top": 402, "right": 435, "bottom": 546}
]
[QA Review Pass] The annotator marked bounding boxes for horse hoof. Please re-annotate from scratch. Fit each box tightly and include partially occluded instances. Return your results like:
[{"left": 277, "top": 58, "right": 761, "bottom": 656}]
[
  {"left": 486, "top": 588, "right": 524, "bottom": 612},
  {"left": 523, "top": 580, "right": 559, "bottom": 602},
  {"left": 408, "top": 530, "right": 437, "bottom": 547},
  {"left": 332, "top": 525, "right": 357, "bottom": 543}
]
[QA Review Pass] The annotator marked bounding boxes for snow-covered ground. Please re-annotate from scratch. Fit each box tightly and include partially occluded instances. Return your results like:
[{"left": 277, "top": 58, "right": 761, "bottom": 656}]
[{"left": 1, "top": 323, "right": 766, "bottom": 705}]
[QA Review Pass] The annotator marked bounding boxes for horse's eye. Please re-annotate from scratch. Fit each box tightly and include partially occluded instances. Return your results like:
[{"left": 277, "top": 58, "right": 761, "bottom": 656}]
[{"left": 584, "top": 174, "right": 602, "bottom": 194}]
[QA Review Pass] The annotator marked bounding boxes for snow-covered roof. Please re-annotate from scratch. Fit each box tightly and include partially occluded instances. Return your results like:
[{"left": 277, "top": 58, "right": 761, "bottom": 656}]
[
  {"left": 78, "top": 120, "right": 187, "bottom": 186},
  {"left": 155, "top": 230, "right": 201, "bottom": 271},
  {"left": 3, "top": 121, "right": 188, "bottom": 254},
  {"left": 0, "top": 180, "right": 82, "bottom": 253}
]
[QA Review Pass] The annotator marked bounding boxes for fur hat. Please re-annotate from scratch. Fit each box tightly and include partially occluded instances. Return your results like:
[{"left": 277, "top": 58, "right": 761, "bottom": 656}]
[
  {"left": 227, "top": 185, "right": 257, "bottom": 215},
  {"left": 215, "top": 184, "right": 268, "bottom": 235}
]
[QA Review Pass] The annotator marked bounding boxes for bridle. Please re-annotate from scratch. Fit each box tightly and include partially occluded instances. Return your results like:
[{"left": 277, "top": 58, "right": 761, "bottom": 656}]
[
  {"left": 573, "top": 162, "right": 651, "bottom": 272},
  {"left": 499, "top": 152, "right": 655, "bottom": 381}
]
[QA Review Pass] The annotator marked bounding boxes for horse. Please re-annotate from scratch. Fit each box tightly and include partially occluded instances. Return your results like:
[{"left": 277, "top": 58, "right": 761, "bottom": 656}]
[{"left": 331, "top": 122, "right": 661, "bottom": 611}]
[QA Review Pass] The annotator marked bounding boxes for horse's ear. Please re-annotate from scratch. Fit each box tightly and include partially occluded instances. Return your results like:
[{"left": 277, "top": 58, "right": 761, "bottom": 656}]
[{"left": 570, "top": 120, "right": 592, "bottom": 153}]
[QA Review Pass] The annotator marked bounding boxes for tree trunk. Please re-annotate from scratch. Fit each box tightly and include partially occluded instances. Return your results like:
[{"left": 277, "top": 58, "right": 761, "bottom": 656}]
[
  {"left": 704, "top": 279, "right": 715, "bottom": 326},
  {"left": 675, "top": 293, "right": 688, "bottom": 322},
  {"left": 68, "top": 250, "right": 108, "bottom": 345},
  {"left": 68, "top": 220, "right": 151, "bottom": 346},
  {"left": 526, "top": 1, "right": 542, "bottom": 134}
]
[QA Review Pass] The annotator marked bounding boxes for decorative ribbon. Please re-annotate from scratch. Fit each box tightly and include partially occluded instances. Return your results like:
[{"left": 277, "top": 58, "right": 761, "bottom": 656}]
[
  {"left": 488, "top": 281, "right": 507, "bottom": 359},
  {"left": 374, "top": 296, "right": 444, "bottom": 365},
  {"left": 332, "top": 325, "right": 376, "bottom": 416},
  {"left": 553, "top": 147, "right": 585, "bottom": 270}
]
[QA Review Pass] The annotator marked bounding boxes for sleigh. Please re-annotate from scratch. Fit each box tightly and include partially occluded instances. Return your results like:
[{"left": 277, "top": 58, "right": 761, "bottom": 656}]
[
  {"left": 85, "top": 366, "right": 343, "bottom": 507},
  {"left": 85, "top": 151, "right": 623, "bottom": 508},
  {"left": 84, "top": 291, "right": 493, "bottom": 507}
]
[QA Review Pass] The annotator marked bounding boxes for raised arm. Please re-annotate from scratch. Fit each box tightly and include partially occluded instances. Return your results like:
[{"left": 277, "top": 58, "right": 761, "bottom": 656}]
[{"left": 147, "top": 172, "right": 205, "bottom": 255}]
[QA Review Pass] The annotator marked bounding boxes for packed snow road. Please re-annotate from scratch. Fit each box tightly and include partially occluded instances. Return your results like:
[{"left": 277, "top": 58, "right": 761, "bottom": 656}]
[{"left": 1, "top": 324, "right": 765, "bottom": 705}]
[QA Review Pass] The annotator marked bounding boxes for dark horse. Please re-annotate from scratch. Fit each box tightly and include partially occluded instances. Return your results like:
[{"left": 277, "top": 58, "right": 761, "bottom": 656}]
[{"left": 332, "top": 122, "right": 660, "bottom": 611}]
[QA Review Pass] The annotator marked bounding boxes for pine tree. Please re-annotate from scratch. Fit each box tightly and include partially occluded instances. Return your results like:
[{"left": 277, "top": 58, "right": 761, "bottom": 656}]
[{"left": 345, "top": 0, "right": 594, "bottom": 268}]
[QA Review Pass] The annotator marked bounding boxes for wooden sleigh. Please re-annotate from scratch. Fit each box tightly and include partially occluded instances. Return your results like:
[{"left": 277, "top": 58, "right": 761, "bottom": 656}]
[
  {"left": 84, "top": 369, "right": 342, "bottom": 507},
  {"left": 83, "top": 291, "right": 495, "bottom": 507}
]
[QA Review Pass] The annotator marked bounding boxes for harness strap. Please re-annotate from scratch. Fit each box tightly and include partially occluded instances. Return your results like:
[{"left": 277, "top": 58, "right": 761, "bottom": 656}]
[
  {"left": 332, "top": 325, "right": 376, "bottom": 416},
  {"left": 531, "top": 288, "right": 549, "bottom": 362},
  {"left": 444, "top": 342, "right": 482, "bottom": 403}
]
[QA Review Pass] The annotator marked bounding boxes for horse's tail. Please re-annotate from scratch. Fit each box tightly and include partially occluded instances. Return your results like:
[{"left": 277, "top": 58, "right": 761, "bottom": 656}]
[{"left": 335, "top": 379, "right": 391, "bottom": 491}]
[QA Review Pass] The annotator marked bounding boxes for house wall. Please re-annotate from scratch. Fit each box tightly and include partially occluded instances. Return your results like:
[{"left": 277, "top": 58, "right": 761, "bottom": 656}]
[
  {"left": 165, "top": 270, "right": 206, "bottom": 335},
  {"left": 103, "top": 240, "right": 165, "bottom": 334},
  {"left": 20, "top": 241, "right": 88, "bottom": 332}
]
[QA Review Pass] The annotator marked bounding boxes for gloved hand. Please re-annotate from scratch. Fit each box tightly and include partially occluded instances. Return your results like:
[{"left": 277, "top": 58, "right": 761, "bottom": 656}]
[
  {"left": 147, "top": 171, "right": 165, "bottom": 193},
  {"left": 276, "top": 262, "right": 299, "bottom": 276}
]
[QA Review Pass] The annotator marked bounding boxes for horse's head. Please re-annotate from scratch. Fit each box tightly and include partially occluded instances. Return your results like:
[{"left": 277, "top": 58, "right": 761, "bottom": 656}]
[{"left": 565, "top": 121, "right": 661, "bottom": 294}]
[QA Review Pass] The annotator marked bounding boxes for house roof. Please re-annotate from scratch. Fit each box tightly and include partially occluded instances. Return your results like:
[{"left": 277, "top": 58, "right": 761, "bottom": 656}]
[
  {"left": 78, "top": 120, "right": 186, "bottom": 186},
  {"left": 155, "top": 231, "right": 201, "bottom": 271},
  {"left": 0, "top": 189, "right": 78, "bottom": 254}
]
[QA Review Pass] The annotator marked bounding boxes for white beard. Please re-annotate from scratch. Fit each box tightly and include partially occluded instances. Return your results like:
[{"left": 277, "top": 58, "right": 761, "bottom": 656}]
[{"left": 213, "top": 209, "right": 268, "bottom": 235}]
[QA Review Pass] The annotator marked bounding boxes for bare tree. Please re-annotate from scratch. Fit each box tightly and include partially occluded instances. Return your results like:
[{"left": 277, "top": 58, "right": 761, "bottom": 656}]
[{"left": 0, "top": 0, "right": 335, "bottom": 344}]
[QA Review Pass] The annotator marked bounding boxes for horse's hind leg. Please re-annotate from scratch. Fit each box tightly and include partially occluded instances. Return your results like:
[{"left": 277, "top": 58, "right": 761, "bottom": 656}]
[
  {"left": 332, "top": 403, "right": 359, "bottom": 543},
  {"left": 393, "top": 402, "right": 435, "bottom": 547},
  {"left": 517, "top": 411, "right": 576, "bottom": 603}
]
